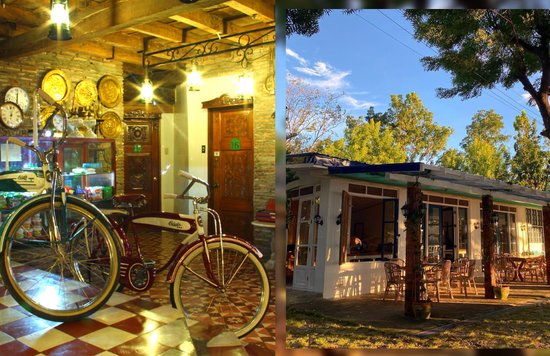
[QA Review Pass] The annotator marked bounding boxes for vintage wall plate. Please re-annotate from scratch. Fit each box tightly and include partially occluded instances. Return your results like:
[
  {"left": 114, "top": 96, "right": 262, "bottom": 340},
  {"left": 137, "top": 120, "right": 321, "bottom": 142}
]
[
  {"left": 98, "top": 75, "right": 122, "bottom": 108},
  {"left": 99, "top": 111, "right": 122, "bottom": 138},
  {"left": 41, "top": 69, "right": 71, "bottom": 103},
  {"left": 75, "top": 79, "right": 98, "bottom": 107}
]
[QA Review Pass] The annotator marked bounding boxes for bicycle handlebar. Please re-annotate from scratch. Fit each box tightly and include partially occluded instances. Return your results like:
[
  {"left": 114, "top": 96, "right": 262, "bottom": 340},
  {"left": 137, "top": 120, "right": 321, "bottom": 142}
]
[{"left": 162, "top": 170, "right": 210, "bottom": 204}]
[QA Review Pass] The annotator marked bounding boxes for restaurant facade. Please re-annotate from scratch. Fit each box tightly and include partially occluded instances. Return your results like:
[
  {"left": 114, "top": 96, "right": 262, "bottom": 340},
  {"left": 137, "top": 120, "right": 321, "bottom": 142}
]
[{"left": 286, "top": 153, "right": 550, "bottom": 299}]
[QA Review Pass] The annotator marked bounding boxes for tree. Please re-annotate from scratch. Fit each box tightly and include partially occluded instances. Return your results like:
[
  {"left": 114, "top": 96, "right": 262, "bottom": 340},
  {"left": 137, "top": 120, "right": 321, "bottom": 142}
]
[
  {"left": 439, "top": 148, "right": 465, "bottom": 171},
  {"left": 316, "top": 117, "right": 406, "bottom": 163},
  {"left": 461, "top": 110, "right": 510, "bottom": 180},
  {"left": 286, "top": 77, "right": 346, "bottom": 153},
  {"left": 386, "top": 92, "right": 453, "bottom": 164},
  {"left": 405, "top": 10, "right": 550, "bottom": 140},
  {"left": 511, "top": 111, "right": 550, "bottom": 190}
]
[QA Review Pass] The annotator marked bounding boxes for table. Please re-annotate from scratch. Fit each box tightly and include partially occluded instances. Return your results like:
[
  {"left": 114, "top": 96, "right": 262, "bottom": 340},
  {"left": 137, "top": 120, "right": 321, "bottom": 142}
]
[{"left": 508, "top": 257, "right": 526, "bottom": 282}]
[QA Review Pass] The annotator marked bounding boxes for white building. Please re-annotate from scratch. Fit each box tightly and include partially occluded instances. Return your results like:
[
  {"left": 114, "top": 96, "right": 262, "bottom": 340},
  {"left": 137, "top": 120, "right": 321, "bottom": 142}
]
[{"left": 286, "top": 153, "right": 550, "bottom": 299}]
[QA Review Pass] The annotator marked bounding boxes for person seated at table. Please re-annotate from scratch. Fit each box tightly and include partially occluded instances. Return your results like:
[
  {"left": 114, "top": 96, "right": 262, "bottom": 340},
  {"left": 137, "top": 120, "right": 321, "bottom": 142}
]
[{"left": 350, "top": 236, "right": 367, "bottom": 253}]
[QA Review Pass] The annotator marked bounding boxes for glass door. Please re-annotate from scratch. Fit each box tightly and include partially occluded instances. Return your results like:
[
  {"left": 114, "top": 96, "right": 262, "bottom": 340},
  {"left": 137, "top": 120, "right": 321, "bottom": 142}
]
[{"left": 293, "top": 195, "right": 319, "bottom": 291}]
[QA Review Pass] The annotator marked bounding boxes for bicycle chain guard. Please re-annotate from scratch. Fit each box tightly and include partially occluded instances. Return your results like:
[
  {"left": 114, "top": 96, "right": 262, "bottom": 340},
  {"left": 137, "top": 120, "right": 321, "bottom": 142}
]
[{"left": 119, "top": 257, "right": 156, "bottom": 292}]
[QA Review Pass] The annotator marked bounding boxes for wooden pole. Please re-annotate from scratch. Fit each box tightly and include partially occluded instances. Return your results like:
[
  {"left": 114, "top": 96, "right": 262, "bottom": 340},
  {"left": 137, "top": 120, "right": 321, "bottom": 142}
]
[
  {"left": 404, "top": 181, "right": 422, "bottom": 316},
  {"left": 482, "top": 194, "right": 496, "bottom": 299},
  {"left": 542, "top": 205, "right": 550, "bottom": 285}
]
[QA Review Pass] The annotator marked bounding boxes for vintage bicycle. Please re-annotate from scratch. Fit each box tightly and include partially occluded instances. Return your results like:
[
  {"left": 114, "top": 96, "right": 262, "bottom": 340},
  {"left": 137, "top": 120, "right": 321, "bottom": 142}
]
[
  {"left": 107, "top": 171, "right": 270, "bottom": 338},
  {"left": 0, "top": 89, "right": 122, "bottom": 321},
  {"left": 0, "top": 90, "right": 270, "bottom": 338}
]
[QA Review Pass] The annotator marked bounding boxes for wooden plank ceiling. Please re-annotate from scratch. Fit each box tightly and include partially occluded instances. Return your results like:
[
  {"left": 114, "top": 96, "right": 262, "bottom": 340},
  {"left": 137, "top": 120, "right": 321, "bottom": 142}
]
[{"left": 0, "top": 0, "right": 275, "bottom": 75}]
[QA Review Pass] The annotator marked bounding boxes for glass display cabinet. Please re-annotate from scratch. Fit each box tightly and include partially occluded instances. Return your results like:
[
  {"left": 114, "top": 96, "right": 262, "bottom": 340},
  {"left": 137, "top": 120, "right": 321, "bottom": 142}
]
[{"left": 0, "top": 137, "right": 116, "bottom": 204}]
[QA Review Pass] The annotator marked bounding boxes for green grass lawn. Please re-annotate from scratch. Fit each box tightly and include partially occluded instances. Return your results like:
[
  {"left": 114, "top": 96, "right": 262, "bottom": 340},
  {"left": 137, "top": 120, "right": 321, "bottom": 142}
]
[{"left": 286, "top": 301, "right": 550, "bottom": 349}]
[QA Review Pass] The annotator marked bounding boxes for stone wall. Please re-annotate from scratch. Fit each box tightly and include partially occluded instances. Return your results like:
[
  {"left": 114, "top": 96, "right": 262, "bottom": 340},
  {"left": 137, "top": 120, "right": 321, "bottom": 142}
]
[{"left": 0, "top": 51, "right": 125, "bottom": 194}]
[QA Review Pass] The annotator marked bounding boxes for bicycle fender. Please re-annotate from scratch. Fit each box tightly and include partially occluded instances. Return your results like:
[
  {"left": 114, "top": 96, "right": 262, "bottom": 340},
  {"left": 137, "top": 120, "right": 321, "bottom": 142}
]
[{"left": 166, "top": 234, "right": 263, "bottom": 284}]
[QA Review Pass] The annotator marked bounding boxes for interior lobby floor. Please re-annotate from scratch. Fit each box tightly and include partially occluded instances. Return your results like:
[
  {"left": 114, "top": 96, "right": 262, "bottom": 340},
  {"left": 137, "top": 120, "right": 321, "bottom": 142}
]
[{"left": 0, "top": 230, "right": 275, "bottom": 355}]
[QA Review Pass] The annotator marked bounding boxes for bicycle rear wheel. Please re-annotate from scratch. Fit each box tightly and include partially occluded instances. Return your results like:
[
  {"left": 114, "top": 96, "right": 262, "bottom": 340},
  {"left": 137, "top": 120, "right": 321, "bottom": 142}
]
[
  {"left": 0, "top": 195, "right": 120, "bottom": 321},
  {"left": 170, "top": 239, "right": 270, "bottom": 338}
]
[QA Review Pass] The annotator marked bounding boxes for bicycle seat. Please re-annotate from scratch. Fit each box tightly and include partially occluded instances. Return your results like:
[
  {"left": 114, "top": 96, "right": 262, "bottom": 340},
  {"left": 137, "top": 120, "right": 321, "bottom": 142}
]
[{"left": 112, "top": 194, "right": 148, "bottom": 209}]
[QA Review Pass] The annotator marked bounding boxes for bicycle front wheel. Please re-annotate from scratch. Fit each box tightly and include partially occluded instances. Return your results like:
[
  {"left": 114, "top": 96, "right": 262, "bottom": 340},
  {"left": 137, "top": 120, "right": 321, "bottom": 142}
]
[
  {"left": 0, "top": 195, "right": 120, "bottom": 321},
  {"left": 170, "top": 239, "right": 270, "bottom": 338}
]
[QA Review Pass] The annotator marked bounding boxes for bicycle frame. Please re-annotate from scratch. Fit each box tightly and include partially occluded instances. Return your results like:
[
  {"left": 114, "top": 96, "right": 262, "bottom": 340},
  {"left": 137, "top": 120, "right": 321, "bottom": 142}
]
[{"left": 108, "top": 197, "right": 263, "bottom": 293}]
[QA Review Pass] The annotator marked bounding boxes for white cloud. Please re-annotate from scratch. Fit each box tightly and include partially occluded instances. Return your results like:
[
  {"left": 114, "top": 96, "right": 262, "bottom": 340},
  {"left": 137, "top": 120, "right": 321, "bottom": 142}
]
[
  {"left": 286, "top": 48, "right": 308, "bottom": 66},
  {"left": 340, "top": 95, "right": 379, "bottom": 110},
  {"left": 521, "top": 92, "right": 532, "bottom": 102},
  {"left": 294, "top": 61, "right": 351, "bottom": 91}
]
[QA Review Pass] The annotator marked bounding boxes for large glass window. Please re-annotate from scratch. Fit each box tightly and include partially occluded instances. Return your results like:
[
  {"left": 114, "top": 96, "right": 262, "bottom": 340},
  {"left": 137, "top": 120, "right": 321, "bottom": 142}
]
[
  {"left": 346, "top": 196, "right": 397, "bottom": 261},
  {"left": 495, "top": 211, "right": 517, "bottom": 255},
  {"left": 526, "top": 208, "right": 544, "bottom": 255}
]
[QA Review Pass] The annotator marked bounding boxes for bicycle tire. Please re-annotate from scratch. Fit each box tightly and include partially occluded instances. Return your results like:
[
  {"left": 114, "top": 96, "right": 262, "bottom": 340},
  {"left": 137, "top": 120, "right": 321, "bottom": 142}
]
[
  {"left": 170, "top": 239, "right": 270, "bottom": 338},
  {"left": 0, "top": 195, "right": 121, "bottom": 321}
]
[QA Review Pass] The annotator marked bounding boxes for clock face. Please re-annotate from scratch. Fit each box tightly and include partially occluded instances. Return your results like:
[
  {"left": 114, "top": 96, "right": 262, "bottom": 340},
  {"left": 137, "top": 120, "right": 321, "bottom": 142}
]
[
  {"left": 5, "top": 87, "right": 30, "bottom": 113},
  {"left": 0, "top": 102, "right": 24, "bottom": 129}
]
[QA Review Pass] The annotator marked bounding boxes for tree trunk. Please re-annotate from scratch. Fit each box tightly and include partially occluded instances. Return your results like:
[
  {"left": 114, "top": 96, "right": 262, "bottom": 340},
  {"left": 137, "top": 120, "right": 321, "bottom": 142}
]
[
  {"left": 543, "top": 205, "right": 550, "bottom": 285},
  {"left": 482, "top": 195, "right": 496, "bottom": 299},
  {"left": 404, "top": 182, "right": 423, "bottom": 316}
]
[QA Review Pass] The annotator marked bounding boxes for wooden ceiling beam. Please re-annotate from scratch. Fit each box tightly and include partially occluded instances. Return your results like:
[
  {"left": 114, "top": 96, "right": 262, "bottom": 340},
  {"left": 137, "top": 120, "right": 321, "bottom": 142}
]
[
  {"left": 130, "top": 22, "right": 183, "bottom": 43},
  {"left": 223, "top": 0, "right": 274, "bottom": 23},
  {"left": 0, "top": 0, "right": 226, "bottom": 60},
  {"left": 170, "top": 11, "right": 224, "bottom": 35},
  {"left": 0, "top": 4, "right": 45, "bottom": 27}
]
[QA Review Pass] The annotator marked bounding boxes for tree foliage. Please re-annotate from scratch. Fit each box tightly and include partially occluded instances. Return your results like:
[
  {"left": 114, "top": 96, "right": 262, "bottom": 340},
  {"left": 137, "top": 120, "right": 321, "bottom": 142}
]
[
  {"left": 405, "top": 9, "right": 550, "bottom": 140},
  {"left": 316, "top": 92, "right": 451, "bottom": 164},
  {"left": 511, "top": 111, "right": 550, "bottom": 190},
  {"left": 440, "top": 110, "right": 510, "bottom": 180},
  {"left": 286, "top": 77, "right": 346, "bottom": 153},
  {"left": 316, "top": 117, "right": 406, "bottom": 164},
  {"left": 386, "top": 93, "right": 453, "bottom": 163}
]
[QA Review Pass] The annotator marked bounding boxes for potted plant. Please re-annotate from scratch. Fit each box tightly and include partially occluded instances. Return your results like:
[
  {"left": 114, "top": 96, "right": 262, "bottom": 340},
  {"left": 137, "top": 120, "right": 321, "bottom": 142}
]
[
  {"left": 493, "top": 284, "right": 510, "bottom": 300},
  {"left": 412, "top": 265, "right": 432, "bottom": 320},
  {"left": 493, "top": 255, "right": 510, "bottom": 301}
]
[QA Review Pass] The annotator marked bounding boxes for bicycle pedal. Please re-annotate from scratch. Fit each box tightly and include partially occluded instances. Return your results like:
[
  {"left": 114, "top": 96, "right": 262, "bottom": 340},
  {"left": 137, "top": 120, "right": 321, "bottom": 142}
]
[{"left": 143, "top": 259, "right": 156, "bottom": 270}]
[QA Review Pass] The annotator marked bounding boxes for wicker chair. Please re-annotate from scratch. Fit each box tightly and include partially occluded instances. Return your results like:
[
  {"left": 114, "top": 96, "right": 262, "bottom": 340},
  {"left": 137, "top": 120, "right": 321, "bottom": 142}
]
[
  {"left": 383, "top": 262, "right": 405, "bottom": 301},
  {"left": 425, "top": 260, "right": 453, "bottom": 302}
]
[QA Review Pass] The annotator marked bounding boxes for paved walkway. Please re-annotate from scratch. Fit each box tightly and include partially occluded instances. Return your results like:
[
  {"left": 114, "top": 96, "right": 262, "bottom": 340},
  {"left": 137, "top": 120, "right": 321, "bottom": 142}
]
[{"left": 287, "top": 281, "right": 550, "bottom": 335}]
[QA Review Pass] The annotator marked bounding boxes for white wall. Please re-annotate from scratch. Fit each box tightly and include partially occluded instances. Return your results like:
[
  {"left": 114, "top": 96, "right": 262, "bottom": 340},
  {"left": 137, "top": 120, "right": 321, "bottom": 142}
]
[
  {"left": 166, "top": 75, "right": 248, "bottom": 219},
  {"left": 160, "top": 113, "right": 175, "bottom": 213}
]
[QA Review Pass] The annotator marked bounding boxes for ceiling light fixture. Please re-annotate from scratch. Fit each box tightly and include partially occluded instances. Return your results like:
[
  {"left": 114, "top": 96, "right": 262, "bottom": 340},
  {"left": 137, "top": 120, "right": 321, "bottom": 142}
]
[
  {"left": 236, "top": 74, "right": 254, "bottom": 98},
  {"left": 48, "top": 0, "right": 72, "bottom": 41},
  {"left": 187, "top": 62, "right": 202, "bottom": 91},
  {"left": 141, "top": 69, "right": 154, "bottom": 104}
]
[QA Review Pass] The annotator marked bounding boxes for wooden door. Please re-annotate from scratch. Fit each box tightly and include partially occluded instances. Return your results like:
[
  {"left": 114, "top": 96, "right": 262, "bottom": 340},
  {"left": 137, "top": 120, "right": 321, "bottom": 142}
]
[
  {"left": 205, "top": 96, "right": 254, "bottom": 242},
  {"left": 123, "top": 117, "right": 160, "bottom": 213}
]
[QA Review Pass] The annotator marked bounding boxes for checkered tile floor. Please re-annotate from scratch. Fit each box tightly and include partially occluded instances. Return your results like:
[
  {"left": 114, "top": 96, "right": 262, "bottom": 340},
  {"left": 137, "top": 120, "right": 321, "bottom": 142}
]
[{"left": 0, "top": 228, "right": 275, "bottom": 355}]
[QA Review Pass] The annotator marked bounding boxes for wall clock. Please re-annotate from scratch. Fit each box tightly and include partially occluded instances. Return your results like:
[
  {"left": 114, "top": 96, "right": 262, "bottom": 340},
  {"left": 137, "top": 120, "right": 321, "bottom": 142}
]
[
  {"left": 5, "top": 87, "right": 31, "bottom": 113},
  {"left": 0, "top": 102, "right": 24, "bottom": 129},
  {"left": 41, "top": 69, "right": 71, "bottom": 103}
]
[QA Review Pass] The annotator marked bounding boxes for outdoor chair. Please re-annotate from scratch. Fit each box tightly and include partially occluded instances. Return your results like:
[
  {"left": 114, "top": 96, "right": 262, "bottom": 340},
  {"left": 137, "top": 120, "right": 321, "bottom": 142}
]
[
  {"left": 383, "top": 262, "right": 405, "bottom": 301},
  {"left": 450, "top": 258, "right": 470, "bottom": 297},
  {"left": 524, "top": 256, "right": 545, "bottom": 282},
  {"left": 425, "top": 259, "right": 453, "bottom": 302},
  {"left": 494, "top": 255, "right": 515, "bottom": 283},
  {"left": 466, "top": 259, "right": 478, "bottom": 295}
]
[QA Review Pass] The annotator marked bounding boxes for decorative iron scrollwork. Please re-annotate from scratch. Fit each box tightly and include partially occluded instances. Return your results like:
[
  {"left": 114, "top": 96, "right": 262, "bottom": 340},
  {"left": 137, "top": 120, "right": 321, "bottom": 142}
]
[{"left": 143, "top": 26, "right": 275, "bottom": 69}]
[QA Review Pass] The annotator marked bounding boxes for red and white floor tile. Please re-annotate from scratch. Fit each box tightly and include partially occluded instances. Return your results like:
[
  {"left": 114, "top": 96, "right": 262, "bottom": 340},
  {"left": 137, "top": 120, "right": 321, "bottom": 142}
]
[{"left": 0, "top": 232, "right": 275, "bottom": 356}]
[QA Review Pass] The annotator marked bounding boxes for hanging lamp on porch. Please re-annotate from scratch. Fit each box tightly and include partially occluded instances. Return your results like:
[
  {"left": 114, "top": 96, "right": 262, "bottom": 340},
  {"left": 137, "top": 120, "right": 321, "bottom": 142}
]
[{"left": 48, "top": 0, "right": 72, "bottom": 41}]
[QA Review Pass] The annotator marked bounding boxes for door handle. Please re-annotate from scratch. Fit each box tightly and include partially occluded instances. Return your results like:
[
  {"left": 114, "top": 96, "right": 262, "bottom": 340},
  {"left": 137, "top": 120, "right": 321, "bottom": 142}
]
[
  {"left": 153, "top": 177, "right": 158, "bottom": 181},
  {"left": 212, "top": 183, "right": 220, "bottom": 188}
]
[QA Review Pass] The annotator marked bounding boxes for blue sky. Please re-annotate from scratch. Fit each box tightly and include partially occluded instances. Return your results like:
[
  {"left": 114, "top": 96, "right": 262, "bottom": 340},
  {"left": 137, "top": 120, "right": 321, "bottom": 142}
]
[{"left": 286, "top": 9, "right": 543, "bottom": 152}]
